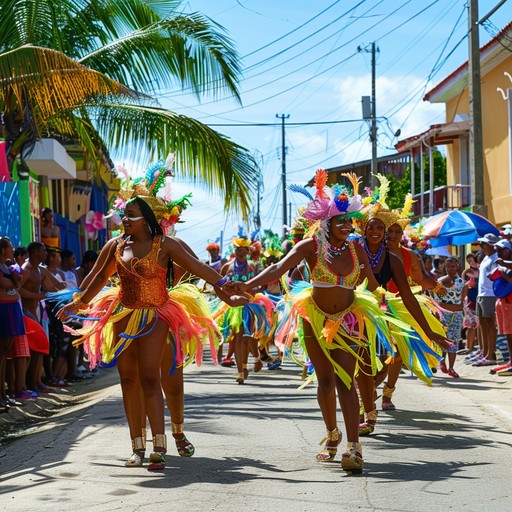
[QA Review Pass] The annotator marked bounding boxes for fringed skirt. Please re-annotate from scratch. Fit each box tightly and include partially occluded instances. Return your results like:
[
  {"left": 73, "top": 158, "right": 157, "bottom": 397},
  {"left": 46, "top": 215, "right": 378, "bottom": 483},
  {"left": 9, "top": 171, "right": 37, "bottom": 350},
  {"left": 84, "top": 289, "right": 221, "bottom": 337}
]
[
  {"left": 213, "top": 293, "right": 275, "bottom": 343},
  {"left": 53, "top": 284, "right": 220, "bottom": 371}
]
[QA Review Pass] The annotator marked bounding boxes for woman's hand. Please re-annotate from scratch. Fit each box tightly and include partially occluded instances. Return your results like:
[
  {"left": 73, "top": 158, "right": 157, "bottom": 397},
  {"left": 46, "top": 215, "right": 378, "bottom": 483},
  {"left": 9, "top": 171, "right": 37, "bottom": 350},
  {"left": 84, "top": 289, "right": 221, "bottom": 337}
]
[
  {"left": 428, "top": 330, "right": 454, "bottom": 352},
  {"left": 56, "top": 302, "right": 78, "bottom": 321},
  {"left": 224, "top": 281, "right": 248, "bottom": 294}
]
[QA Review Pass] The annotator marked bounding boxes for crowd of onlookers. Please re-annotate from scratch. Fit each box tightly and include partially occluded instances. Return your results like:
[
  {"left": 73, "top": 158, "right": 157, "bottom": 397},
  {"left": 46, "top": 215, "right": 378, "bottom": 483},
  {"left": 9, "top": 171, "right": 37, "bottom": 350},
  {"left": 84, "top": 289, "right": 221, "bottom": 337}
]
[
  {"left": 421, "top": 232, "right": 512, "bottom": 377},
  {"left": 0, "top": 228, "right": 100, "bottom": 414}
]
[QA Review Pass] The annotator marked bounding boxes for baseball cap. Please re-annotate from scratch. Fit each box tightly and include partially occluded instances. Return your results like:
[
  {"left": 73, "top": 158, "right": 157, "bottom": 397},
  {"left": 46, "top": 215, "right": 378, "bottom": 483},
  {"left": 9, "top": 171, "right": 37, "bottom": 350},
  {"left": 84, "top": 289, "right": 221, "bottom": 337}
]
[
  {"left": 477, "top": 233, "right": 500, "bottom": 245},
  {"left": 495, "top": 239, "right": 512, "bottom": 251}
]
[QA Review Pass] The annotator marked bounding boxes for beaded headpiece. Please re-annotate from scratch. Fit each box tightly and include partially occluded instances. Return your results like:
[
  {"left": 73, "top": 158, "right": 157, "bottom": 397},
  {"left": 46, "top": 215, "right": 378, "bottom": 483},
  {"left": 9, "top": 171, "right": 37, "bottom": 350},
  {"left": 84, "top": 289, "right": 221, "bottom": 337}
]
[{"left": 111, "top": 156, "right": 192, "bottom": 235}]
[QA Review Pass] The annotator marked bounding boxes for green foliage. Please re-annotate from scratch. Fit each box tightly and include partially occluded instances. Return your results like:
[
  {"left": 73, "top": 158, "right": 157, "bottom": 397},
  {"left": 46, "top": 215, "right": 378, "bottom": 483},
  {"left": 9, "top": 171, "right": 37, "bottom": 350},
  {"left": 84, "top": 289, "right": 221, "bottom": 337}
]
[{"left": 386, "top": 148, "right": 447, "bottom": 210}]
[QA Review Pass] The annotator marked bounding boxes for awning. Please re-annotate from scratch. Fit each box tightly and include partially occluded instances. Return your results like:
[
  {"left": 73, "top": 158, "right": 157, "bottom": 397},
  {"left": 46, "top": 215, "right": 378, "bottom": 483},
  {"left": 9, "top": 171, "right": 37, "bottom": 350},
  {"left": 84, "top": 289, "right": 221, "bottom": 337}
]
[
  {"left": 394, "top": 120, "right": 470, "bottom": 153},
  {"left": 25, "top": 139, "right": 76, "bottom": 179}
]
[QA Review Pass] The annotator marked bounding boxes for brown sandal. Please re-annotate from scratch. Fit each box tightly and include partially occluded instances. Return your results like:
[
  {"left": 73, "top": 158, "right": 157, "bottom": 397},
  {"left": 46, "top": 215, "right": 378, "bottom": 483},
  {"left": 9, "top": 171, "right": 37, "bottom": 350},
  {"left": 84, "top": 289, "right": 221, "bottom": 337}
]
[{"left": 316, "top": 427, "right": 341, "bottom": 462}]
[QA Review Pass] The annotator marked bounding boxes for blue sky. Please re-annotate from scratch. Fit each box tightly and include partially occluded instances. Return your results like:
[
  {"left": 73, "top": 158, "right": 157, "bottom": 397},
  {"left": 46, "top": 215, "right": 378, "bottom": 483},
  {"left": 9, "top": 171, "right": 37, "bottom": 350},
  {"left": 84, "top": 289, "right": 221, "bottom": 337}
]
[{"left": 153, "top": 0, "right": 512, "bottom": 258}]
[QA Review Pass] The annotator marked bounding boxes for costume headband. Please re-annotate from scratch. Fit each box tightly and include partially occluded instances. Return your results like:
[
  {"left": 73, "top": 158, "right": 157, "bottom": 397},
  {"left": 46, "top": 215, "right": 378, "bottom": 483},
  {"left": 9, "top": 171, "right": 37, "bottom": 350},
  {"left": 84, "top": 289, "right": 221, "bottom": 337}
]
[{"left": 111, "top": 156, "right": 192, "bottom": 234}]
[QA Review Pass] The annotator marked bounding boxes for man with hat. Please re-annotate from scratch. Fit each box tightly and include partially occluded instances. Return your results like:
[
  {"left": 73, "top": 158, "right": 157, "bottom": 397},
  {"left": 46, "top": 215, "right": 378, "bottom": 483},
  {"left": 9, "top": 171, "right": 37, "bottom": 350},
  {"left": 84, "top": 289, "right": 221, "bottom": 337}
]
[
  {"left": 490, "top": 239, "right": 512, "bottom": 375},
  {"left": 472, "top": 233, "right": 500, "bottom": 366}
]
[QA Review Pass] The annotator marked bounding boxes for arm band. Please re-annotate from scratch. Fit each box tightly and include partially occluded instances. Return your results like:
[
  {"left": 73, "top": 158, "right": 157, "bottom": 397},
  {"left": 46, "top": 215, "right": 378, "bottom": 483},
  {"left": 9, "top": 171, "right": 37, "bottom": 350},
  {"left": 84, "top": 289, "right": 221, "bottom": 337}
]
[{"left": 214, "top": 276, "right": 228, "bottom": 287}]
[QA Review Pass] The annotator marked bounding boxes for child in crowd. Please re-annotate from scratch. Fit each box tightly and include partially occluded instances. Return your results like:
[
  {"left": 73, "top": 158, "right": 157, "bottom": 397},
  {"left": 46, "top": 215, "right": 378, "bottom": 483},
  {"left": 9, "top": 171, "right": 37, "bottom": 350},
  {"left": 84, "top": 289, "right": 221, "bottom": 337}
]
[{"left": 434, "top": 256, "right": 467, "bottom": 378}]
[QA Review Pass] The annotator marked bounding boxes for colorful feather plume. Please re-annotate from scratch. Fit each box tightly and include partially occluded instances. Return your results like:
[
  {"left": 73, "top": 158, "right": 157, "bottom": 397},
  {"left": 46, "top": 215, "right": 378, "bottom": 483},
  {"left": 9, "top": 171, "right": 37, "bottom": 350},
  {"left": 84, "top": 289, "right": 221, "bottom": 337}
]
[
  {"left": 401, "top": 193, "right": 415, "bottom": 219},
  {"left": 340, "top": 172, "right": 362, "bottom": 195},
  {"left": 288, "top": 184, "right": 314, "bottom": 201},
  {"left": 314, "top": 169, "right": 328, "bottom": 199},
  {"left": 375, "top": 173, "right": 390, "bottom": 209}
]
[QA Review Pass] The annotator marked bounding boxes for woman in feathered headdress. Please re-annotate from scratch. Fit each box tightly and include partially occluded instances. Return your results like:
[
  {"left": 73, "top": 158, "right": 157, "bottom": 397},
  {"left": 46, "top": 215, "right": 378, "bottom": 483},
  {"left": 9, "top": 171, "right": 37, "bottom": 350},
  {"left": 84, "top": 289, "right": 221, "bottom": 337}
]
[
  {"left": 56, "top": 161, "right": 245, "bottom": 471},
  {"left": 213, "top": 226, "right": 275, "bottom": 384},
  {"left": 354, "top": 176, "right": 450, "bottom": 437},
  {"left": 226, "top": 169, "right": 400, "bottom": 474}
]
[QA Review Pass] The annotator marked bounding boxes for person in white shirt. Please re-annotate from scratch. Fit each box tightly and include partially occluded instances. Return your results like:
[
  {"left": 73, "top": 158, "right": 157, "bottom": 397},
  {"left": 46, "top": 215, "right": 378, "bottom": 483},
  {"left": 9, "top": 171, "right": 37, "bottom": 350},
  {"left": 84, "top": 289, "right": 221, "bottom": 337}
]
[{"left": 473, "top": 233, "right": 499, "bottom": 366}]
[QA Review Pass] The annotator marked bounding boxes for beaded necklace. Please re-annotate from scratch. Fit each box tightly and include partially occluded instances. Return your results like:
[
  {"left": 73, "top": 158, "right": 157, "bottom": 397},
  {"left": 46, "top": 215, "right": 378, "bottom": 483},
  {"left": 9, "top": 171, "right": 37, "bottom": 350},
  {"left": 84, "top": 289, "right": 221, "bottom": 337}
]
[
  {"left": 230, "top": 259, "right": 254, "bottom": 282},
  {"left": 364, "top": 241, "right": 384, "bottom": 269},
  {"left": 325, "top": 241, "right": 347, "bottom": 259}
]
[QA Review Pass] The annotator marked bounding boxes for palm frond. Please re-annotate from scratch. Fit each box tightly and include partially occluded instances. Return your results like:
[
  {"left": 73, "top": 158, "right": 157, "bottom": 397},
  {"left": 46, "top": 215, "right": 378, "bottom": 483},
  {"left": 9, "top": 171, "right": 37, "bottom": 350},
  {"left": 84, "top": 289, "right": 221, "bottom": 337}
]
[
  {"left": 82, "top": 103, "right": 257, "bottom": 218},
  {"left": 79, "top": 12, "right": 241, "bottom": 99},
  {"left": 0, "top": 45, "right": 148, "bottom": 122}
]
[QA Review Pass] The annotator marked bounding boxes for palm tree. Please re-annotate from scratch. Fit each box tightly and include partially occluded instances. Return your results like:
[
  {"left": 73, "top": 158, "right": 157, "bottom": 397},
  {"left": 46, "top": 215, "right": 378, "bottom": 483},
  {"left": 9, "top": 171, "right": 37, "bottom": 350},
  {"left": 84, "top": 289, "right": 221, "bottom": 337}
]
[{"left": 0, "top": 0, "right": 256, "bottom": 217}]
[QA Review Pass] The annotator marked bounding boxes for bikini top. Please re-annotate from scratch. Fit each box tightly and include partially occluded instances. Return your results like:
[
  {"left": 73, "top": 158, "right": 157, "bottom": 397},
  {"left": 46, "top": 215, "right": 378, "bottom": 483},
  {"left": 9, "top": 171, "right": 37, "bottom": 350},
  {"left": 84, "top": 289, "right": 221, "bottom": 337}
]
[
  {"left": 310, "top": 237, "right": 360, "bottom": 289},
  {"left": 115, "top": 235, "right": 169, "bottom": 309},
  {"left": 373, "top": 249, "right": 393, "bottom": 288}
]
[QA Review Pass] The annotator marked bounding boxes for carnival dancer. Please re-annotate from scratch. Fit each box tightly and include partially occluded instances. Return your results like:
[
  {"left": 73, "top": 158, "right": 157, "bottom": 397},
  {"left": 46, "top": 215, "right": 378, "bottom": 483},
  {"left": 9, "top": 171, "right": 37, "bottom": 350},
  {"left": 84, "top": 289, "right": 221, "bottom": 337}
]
[
  {"left": 215, "top": 228, "right": 274, "bottom": 384},
  {"left": 206, "top": 242, "right": 226, "bottom": 271},
  {"left": 57, "top": 175, "right": 241, "bottom": 471},
  {"left": 229, "top": 170, "right": 400, "bottom": 474},
  {"left": 355, "top": 183, "right": 450, "bottom": 436}
]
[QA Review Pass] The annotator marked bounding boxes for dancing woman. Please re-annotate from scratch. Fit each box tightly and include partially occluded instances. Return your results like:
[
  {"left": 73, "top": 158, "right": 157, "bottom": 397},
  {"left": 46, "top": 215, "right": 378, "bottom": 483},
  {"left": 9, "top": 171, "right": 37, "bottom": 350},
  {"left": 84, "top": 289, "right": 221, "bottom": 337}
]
[
  {"left": 355, "top": 189, "right": 450, "bottom": 435},
  {"left": 58, "top": 181, "right": 237, "bottom": 470},
  {"left": 230, "top": 170, "right": 396, "bottom": 474}
]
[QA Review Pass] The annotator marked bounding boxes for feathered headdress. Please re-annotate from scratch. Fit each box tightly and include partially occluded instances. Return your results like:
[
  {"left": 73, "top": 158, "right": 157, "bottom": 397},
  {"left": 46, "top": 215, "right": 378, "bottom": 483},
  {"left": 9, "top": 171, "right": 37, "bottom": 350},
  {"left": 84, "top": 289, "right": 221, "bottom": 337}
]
[
  {"left": 301, "top": 169, "right": 363, "bottom": 221},
  {"left": 356, "top": 174, "right": 399, "bottom": 233},
  {"left": 111, "top": 157, "right": 192, "bottom": 234},
  {"left": 261, "top": 229, "right": 284, "bottom": 259},
  {"left": 232, "top": 226, "right": 251, "bottom": 247},
  {"left": 394, "top": 193, "right": 415, "bottom": 230}
]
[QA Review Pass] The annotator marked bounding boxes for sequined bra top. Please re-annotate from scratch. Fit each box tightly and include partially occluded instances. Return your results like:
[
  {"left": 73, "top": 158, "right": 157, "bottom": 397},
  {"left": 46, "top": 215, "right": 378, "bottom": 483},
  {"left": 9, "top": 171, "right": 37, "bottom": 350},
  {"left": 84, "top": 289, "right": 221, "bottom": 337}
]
[
  {"left": 115, "top": 235, "right": 169, "bottom": 309},
  {"left": 310, "top": 237, "right": 360, "bottom": 289}
]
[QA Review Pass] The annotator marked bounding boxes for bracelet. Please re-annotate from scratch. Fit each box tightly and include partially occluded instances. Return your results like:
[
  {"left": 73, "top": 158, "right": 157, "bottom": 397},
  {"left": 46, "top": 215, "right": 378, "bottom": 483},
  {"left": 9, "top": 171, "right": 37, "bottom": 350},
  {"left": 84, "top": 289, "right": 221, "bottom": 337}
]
[
  {"left": 72, "top": 291, "right": 89, "bottom": 310},
  {"left": 214, "top": 276, "right": 228, "bottom": 287}
]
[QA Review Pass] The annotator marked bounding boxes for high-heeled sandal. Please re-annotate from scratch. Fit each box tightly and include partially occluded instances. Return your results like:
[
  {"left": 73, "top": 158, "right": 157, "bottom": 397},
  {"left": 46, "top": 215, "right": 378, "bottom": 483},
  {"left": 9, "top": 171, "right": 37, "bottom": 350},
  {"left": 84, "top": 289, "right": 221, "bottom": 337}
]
[
  {"left": 359, "top": 409, "right": 378, "bottom": 436},
  {"left": 243, "top": 364, "right": 249, "bottom": 380},
  {"left": 148, "top": 434, "right": 167, "bottom": 471},
  {"left": 125, "top": 436, "right": 145, "bottom": 467},
  {"left": 382, "top": 382, "right": 396, "bottom": 410},
  {"left": 316, "top": 427, "right": 341, "bottom": 462},
  {"left": 236, "top": 372, "right": 245, "bottom": 384},
  {"left": 172, "top": 422, "right": 195, "bottom": 457},
  {"left": 341, "top": 442, "right": 363, "bottom": 474}
]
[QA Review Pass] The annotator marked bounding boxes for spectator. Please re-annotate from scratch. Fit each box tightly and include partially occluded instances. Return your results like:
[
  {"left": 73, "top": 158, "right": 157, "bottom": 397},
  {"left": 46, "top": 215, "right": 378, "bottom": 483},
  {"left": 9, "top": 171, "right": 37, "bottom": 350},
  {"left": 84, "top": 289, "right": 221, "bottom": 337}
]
[
  {"left": 76, "top": 250, "right": 98, "bottom": 286},
  {"left": 461, "top": 252, "right": 480, "bottom": 354},
  {"left": 491, "top": 240, "right": 512, "bottom": 375},
  {"left": 19, "top": 242, "right": 64, "bottom": 391},
  {"left": 13, "top": 246, "right": 28, "bottom": 267},
  {"left": 60, "top": 250, "right": 79, "bottom": 289},
  {"left": 0, "top": 237, "right": 26, "bottom": 410},
  {"left": 431, "top": 257, "right": 445, "bottom": 280},
  {"left": 471, "top": 234, "right": 500, "bottom": 366},
  {"left": 40, "top": 208, "right": 61, "bottom": 248},
  {"left": 434, "top": 256, "right": 467, "bottom": 378}
]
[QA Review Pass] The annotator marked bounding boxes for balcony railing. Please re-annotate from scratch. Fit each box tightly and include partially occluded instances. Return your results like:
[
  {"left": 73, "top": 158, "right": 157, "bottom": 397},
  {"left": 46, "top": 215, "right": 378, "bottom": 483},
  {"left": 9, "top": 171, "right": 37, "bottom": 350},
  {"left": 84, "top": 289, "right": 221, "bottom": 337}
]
[{"left": 412, "top": 184, "right": 471, "bottom": 218}]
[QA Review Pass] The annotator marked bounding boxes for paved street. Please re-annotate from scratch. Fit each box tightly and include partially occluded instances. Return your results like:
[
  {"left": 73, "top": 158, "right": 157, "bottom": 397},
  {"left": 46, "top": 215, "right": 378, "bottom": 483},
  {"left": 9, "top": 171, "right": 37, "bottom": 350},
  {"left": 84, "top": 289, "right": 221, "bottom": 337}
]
[{"left": 0, "top": 359, "right": 511, "bottom": 512}]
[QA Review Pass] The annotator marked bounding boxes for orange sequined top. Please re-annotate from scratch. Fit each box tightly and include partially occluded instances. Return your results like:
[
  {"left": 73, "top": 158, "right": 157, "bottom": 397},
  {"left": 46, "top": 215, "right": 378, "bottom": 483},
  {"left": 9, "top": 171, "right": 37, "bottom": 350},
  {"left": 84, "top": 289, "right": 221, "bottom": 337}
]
[
  {"left": 115, "top": 235, "right": 169, "bottom": 309},
  {"left": 310, "top": 237, "right": 360, "bottom": 289}
]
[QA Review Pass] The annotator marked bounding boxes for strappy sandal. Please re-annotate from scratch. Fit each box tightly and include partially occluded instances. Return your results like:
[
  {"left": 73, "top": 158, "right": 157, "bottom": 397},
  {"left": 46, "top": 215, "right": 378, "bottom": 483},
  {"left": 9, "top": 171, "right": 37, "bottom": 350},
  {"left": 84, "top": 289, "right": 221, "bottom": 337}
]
[
  {"left": 147, "top": 434, "right": 167, "bottom": 471},
  {"left": 341, "top": 442, "right": 363, "bottom": 474},
  {"left": 236, "top": 372, "right": 245, "bottom": 384},
  {"left": 359, "top": 409, "right": 378, "bottom": 436},
  {"left": 125, "top": 436, "right": 145, "bottom": 467},
  {"left": 382, "top": 382, "right": 396, "bottom": 410},
  {"left": 316, "top": 427, "right": 341, "bottom": 462},
  {"left": 172, "top": 422, "right": 195, "bottom": 457}
]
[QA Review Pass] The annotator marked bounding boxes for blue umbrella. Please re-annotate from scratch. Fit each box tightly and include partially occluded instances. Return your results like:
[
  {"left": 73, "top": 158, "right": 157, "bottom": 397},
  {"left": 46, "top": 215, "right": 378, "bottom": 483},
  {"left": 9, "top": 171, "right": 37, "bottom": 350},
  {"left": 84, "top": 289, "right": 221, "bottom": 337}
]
[{"left": 421, "top": 210, "right": 500, "bottom": 247}]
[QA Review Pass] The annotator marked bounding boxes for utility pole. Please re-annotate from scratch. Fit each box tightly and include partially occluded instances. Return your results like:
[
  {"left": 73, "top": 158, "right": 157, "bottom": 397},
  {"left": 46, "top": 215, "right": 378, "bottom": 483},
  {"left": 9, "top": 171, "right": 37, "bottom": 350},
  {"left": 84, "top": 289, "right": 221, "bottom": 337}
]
[
  {"left": 276, "top": 113, "right": 289, "bottom": 237},
  {"left": 468, "top": 0, "right": 486, "bottom": 216},
  {"left": 358, "top": 42, "right": 379, "bottom": 186}
]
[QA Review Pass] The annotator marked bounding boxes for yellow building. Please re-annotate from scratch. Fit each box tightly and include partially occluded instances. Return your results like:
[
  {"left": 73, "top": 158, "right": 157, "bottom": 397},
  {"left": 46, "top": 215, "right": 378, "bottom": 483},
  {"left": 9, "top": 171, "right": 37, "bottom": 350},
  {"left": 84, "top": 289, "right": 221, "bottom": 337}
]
[{"left": 397, "top": 22, "right": 512, "bottom": 227}]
